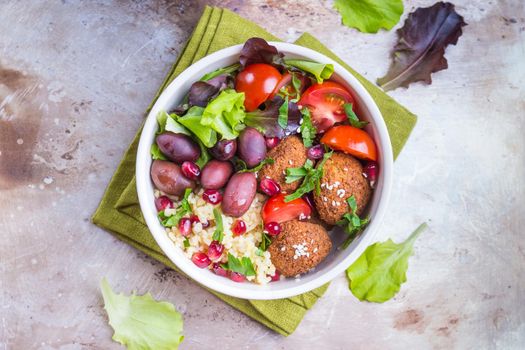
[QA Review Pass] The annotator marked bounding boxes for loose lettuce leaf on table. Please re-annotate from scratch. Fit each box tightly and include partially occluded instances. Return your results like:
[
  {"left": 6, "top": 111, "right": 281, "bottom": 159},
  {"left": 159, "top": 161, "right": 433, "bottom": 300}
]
[
  {"left": 377, "top": 2, "right": 467, "bottom": 91},
  {"left": 100, "top": 278, "right": 184, "bottom": 350},
  {"left": 334, "top": 0, "right": 404, "bottom": 34},
  {"left": 346, "top": 223, "right": 427, "bottom": 303}
]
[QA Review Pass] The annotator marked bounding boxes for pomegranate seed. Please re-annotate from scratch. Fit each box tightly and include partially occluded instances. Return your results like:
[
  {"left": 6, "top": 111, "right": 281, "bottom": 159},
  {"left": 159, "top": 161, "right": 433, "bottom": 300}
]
[
  {"left": 270, "top": 271, "right": 280, "bottom": 282},
  {"left": 207, "top": 240, "right": 224, "bottom": 261},
  {"left": 230, "top": 272, "right": 246, "bottom": 283},
  {"left": 178, "top": 217, "right": 192, "bottom": 237},
  {"left": 189, "top": 214, "right": 200, "bottom": 224},
  {"left": 212, "top": 262, "right": 228, "bottom": 277},
  {"left": 265, "top": 137, "right": 280, "bottom": 149},
  {"left": 232, "top": 219, "right": 247, "bottom": 236},
  {"left": 181, "top": 161, "right": 200, "bottom": 180},
  {"left": 307, "top": 144, "right": 324, "bottom": 160},
  {"left": 201, "top": 218, "right": 210, "bottom": 228},
  {"left": 363, "top": 161, "right": 378, "bottom": 188},
  {"left": 264, "top": 222, "right": 281, "bottom": 236},
  {"left": 202, "top": 189, "right": 222, "bottom": 205},
  {"left": 191, "top": 252, "right": 211, "bottom": 268},
  {"left": 259, "top": 177, "right": 281, "bottom": 196},
  {"left": 155, "top": 195, "right": 173, "bottom": 211}
]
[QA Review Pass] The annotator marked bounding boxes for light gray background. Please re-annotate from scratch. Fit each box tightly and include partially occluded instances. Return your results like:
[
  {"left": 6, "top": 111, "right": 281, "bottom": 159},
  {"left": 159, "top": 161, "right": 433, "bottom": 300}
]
[{"left": 1, "top": 0, "right": 523, "bottom": 349}]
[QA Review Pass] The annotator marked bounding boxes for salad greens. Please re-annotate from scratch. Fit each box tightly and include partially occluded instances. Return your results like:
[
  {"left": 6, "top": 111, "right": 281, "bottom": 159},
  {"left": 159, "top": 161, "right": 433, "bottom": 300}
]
[
  {"left": 100, "top": 278, "right": 184, "bottom": 350},
  {"left": 150, "top": 144, "right": 167, "bottom": 160},
  {"left": 285, "top": 59, "right": 334, "bottom": 84},
  {"left": 237, "top": 157, "right": 274, "bottom": 173},
  {"left": 277, "top": 96, "right": 289, "bottom": 129},
  {"left": 201, "top": 89, "right": 246, "bottom": 140},
  {"left": 222, "top": 253, "right": 256, "bottom": 276},
  {"left": 346, "top": 223, "right": 427, "bottom": 302},
  {"left": 244, "top": 96, "right": 302, "bottom": 138},
  {"left": 334, "top": 0, "right": 404, "bottom": 34},
  {"left": 258, "top": 233, "right": 272, "bottom": 252},
  {"left": 177, "top": 106, "right": 217, "bottom": 148},
  {"left": 337, "top": 195, "right": 370, "bottom": 249},
  {"left": 200, "top": 63, "right": 241, "bottom": 81}
]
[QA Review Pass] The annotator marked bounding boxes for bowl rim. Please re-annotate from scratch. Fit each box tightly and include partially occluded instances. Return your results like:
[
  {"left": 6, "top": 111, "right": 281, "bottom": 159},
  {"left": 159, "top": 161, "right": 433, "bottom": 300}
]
[{"left": 136, "top": 41, "right": 393, "bottom": 300}]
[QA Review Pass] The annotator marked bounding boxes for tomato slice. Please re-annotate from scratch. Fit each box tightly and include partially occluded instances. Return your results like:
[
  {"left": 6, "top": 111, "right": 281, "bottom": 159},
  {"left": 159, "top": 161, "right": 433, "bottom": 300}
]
[
  {"left": 261, "top": 193, "right": 312, "bottom": 224},
  {"left": 320, "top": 125, "right": 377, "bottom": 161},
  {"left": 270, "top": 72, "right": 309, "bottom": 100},
  {"left": 235, "top": 63, "right": 282, "bottom": 112},
  {"left": 298, "top": 81, "right": 355, "bottom": 133}
]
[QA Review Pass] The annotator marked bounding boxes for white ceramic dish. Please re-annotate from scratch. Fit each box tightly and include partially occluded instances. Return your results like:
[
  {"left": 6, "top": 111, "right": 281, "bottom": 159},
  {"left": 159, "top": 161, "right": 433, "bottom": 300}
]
[{"left": 136, "top": 42, "right": 393, "bottom": 300}]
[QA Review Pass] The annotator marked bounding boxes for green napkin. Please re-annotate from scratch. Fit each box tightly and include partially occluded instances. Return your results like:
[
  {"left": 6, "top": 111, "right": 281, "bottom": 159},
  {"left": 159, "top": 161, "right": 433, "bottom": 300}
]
[{"left": 92, "top": 6, "right": 416, "bottom": 336}]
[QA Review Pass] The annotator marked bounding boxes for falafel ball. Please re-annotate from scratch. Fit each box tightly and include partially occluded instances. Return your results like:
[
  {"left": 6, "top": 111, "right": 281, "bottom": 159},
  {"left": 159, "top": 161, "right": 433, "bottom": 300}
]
[
  {"left": 268, "top": 220, "right": 332, "bottom": 277},
  {"left": 313, "top": 152, "right": 371, "bottom": 225},
  {"left": 258, "top": 135, "right": 307, "bottom": 193}
]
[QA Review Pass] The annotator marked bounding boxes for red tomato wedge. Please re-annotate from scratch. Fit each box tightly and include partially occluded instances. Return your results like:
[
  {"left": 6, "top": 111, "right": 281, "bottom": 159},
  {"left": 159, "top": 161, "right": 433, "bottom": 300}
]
[
  {"left": 270, "top": 72, "right": 309, "bottom": 100},
  {"left": 261, "top": 193, "right": 311, "bottom": 224},
  {"left": 235, "top": 63, "right": 282, "bottom": 112},
  {"left": 298, "top": 81, "right": 355, "bottom": 133},
  {"left": 320, "top": 125, "right": 378, "bottom": 161}
]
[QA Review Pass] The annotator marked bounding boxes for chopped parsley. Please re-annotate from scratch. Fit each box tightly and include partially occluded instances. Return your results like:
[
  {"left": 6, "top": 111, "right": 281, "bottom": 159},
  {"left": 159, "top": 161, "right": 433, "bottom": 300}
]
[
  {"left": 284, "top": 151, "right": 333, "bottom": 202},
  {"left": 344, "top": 103, "right": 368, "bottom": 129},
  {"left": 159, "top": 188, "right": 192, "bottom": 227},
  {"left": 291, "top": 73, "right": 302, "bottom": 102},
  {"left": 258, "top": 232, "right": 272, "bottom": 252},
  {"left": 183, "top": 237, "right": 190, "bottom": 248},
  {"left": 299, "top": 108, "right": 316, "bottom": 147},
  {"left": 221, "top": 253, "right": 256, "bottom": 276},
  {"left": 278, "top": 96, "right": 289, "bottom": 129},
  {"left": 337, "top": 195, "right": 370, "bottom": 249},
  {"left": 211, "top": 208, "right": 224, "bottom": 242}
]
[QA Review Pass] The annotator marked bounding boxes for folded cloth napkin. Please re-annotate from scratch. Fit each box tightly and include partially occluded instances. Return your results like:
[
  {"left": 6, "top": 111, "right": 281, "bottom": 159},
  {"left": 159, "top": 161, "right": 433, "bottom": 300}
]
[{"left": 92, "top": 6, "right": 417, "bottom": 336}]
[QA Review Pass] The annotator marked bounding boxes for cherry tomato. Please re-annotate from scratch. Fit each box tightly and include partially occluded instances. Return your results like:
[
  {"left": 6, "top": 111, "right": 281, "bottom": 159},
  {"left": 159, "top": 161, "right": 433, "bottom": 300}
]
[
  {"left": 320, "top": 125, "right": 378, "bottom": 161},
  {"left": 298, "top": 81, "right": 355, "bottom": 133},
  {"left": 262, "top": 193, "right": 312, "bottom": 224},
  {"left": 235, "top": 63, "right": 282, "bottom": 112}
]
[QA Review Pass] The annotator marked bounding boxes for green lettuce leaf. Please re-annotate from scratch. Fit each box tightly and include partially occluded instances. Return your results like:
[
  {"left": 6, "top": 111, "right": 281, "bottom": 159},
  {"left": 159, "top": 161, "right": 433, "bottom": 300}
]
[
  {"left": 200, "top": 63, "right": 241, "bottom": 81},
  {"left": 177, "top": 106, "right": 217, "bottom": 148},
  {"left": 100, "top": 278, "right": 184, "bottom": 350},
  {"left": 156, "top": 111, "right": 190, "bottom": 135},
  {"left": 285, "top": 59, "right": 334, "bottom": 83},
  {"left": 201, "top": 89, "right": 246, "bottom": 140},
  {"left": 150, "top": 144, "right": 167, "bottom": 160},
  {"left": 334, "top": 0, "right": 404, "bottom": 34},
  {"left": 346, "top": 223, "right": 427, "bottom": 303}
]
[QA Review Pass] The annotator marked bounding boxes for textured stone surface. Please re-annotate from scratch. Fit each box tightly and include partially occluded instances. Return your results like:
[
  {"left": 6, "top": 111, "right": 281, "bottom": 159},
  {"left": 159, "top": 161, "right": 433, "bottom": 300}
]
[{"left": 1, "top": 0, "right": 524, "bottom": 349}]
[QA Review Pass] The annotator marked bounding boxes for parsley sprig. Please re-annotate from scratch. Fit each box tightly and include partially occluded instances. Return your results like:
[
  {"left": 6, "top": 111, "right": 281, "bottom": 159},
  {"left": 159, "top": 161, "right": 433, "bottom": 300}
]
[
  {"left": 158, "top": 188, "right": 192, "bottom": 227},
  {"left": 211, "top": 208, "right": 224, "bottom": 242},
  {"left": 221, "top": 253, "right": 256, "bottom": 276},
  {"left": 337, "top": 195, "right": 370, "bottom": 249},
  {"left": 284, "top": 151, "right": 333, "bottom": 202},
  {"left": 258, "top": 232, "right": 272, "bottom": 252},
  {"left": 299, "top": 108, "right": 316, "bottom": 147},
  {"left": 236, "top": 157, "right": 274, "bottom": 173},
  {"left": 278, "top": 96, "right": 289, "bottom": 129},
  {"left": 344, "top": 103, "right": 368, "bottom": 129}
]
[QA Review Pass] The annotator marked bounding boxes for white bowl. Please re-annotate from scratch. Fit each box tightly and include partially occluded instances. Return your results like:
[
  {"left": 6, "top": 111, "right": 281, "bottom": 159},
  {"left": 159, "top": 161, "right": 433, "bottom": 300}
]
[{"left": 136, "top": 42, "right": 393, "bottom": 300}]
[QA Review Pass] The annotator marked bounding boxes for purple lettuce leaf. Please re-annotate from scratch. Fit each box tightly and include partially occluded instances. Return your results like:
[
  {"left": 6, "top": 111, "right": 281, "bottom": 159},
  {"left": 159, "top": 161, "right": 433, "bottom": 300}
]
[
  {"left": 239, "top": 37, "right": 285, "bottom": 68},
  {"left": 244, "top": 96, "right": 301, "bottom": 138}
]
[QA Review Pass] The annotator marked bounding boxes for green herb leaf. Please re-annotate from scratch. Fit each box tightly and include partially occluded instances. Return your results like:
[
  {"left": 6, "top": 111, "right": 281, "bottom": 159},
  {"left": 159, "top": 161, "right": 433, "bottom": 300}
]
[
  {"left": 201, "top": 89, "right": 246, "bottom": 140},
  {"left": 300, "top": 108, "right": 316, "bottom": 147},
  {"left": 285, "top": 159, "right": 313, "bottom": 184},
  {"left": 178, "top": 107, "right": 217, "bottom": 148},
  {"left": 334, "top": 0, "right": 404, "bottom": 34},
  {"left": 284, "top": 152, "right": 332, "bottom": 202},
  {"left": 291, "top": 73, "right": 302, "bottom": 102},
  {"left": 100, "top": 278, "right": 184, "bottom": 350},
  {"left": 255, "top": 248, "right": 264, "bottom": 257},
  {"left": 238, "top": 157, "right": 274, "bottom": 173},
  {"left": 285, "top": 59, "right": 334, "bottom": 83},
  {"left": 337, "top": 195, "right": 370, "bottom": 248},
  {"left": 346, "top": 223, "right": 427, "bottom": 302},
  {"left": 195, "top": 138, "right": 211, "bottom": 169},
  {"left": 212, "top": 208, "right": 224, "bottom": 242},
  {"left": 344, "top": 103, "right": 368, "bottom": 129},
  {"left": 200, "top": 63, "right": 241, "bottom": 81},
  {"left": 223, "top": 253, "right": 256, "bottom": 276},
  {"left": 183, "top": 238, "right": 190, "bottom": 248},
  {"left": 150, "top": 144, "right": 167, "bottom": 160},
  {"left": 160, "top": 189, "right": 192, "bottom": 228},
  {"left": 278, "top": 96, "right": 289, "bottom": 129},
  {"left": 258, "top": 233, "right": 272, "bottom": 252}
]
